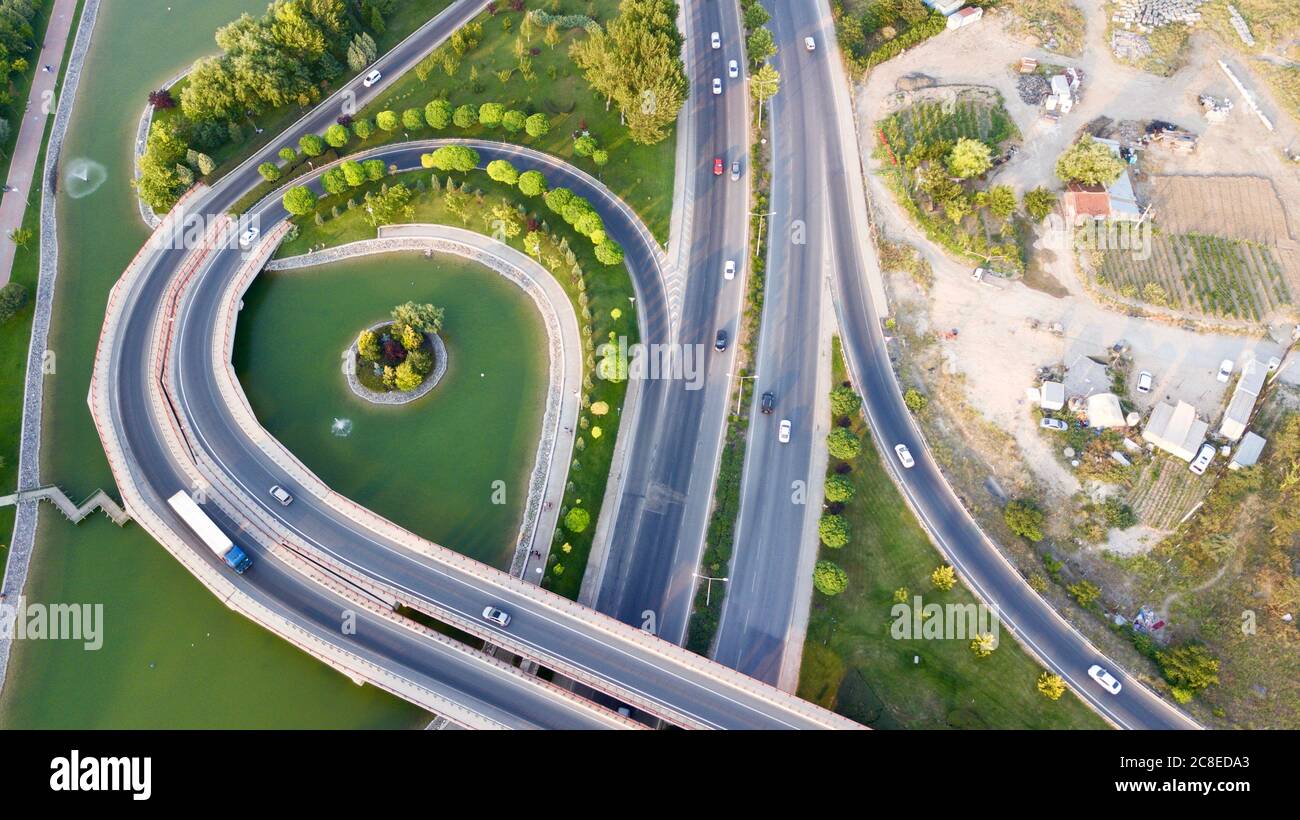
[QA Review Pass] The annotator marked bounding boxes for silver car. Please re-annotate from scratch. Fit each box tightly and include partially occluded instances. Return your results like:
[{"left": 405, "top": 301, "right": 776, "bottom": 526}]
[
  {"left": 482, "top": 606, "right": 511, "bottom": 627},
  {"left": 269, "top": 485, "right": 293, "bottom": 506}
]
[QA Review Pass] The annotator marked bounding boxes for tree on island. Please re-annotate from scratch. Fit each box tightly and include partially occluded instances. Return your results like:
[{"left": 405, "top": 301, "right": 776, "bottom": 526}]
[{"left": 392, "top": 301, "right": 444, "bottom": 335}]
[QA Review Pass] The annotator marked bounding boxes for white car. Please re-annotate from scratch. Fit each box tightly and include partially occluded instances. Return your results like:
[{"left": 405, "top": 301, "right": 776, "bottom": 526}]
[
  {"left": 1040, "top": 418, "right": 1068, "bottom": 431},
  {"left": 239, "top": 225, "right": 260, "bottom": 248},
  {"left": 1088, "top": 664, "right": 1122, "bottom": 695},
  {"left": 710, "top": 31, "right": 720, "bottom": 49},
  {"left": 481, "top": 606, "right": 511, "bottom": 628},
  {"left": 778, "top": 419, "right": 792, "bottom": 444},
  {"left": 1216, "top": 358, "right": 1234, "bottom": 382},
  {"left": 723, "top": 259, "right": 736, "bottom": 280},
  {"left": 362, "top": 69, "right": 382, "bottom": 88},
  {"left": 728, "top": 59, "right": 739, "bottom": 79},
  {"left": 1189, "top": 442, "right": 1215, "bottom": 476},
  {"left": 712, "top": 77, "right": 722, "bottom": 95},
  {"left": 1136, "top": 370, "right": 1153, "bottom": 394},
  {"left": 804, "top": 36, "right": 816, "bottom": 51},
  {"left": 894, "top": 443, "right": 915, "bottom": 469},
  {"left": 268, "top": 485, "right": 293, "bottom": 506},
  {"left": 971, "top": 267, "right": 989, "bottom": 281}
]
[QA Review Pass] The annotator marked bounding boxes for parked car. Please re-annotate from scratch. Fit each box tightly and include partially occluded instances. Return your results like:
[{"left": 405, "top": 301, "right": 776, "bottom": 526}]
[
  {"left": 971, "top": 267, "right": 988, "bottom": 281},
  {"left": 1087, "top": 664, "right": 1122, "bottom": 695},
  {"left": 1189, "top": 442, "right": 1215, "bottom": 475},
  {"left": 1217, "top": 358, "right": 1234, "bottom": 382},
  {"left": 714, "top": 329, "right": 728, "bottom": 352},
  {"left": 778, "top": 419, "right": 792, "bottom": 443},
  {"left": 894, "top": 443, "right": 915, "bottom": 469},
  {"left": 728, "top": 59, "right": 739, "bottom": 79},
  {"left": 481, "top": 606, "right": 511, "bottom": 628},
  {"left": 724, "top": 259, "right": 736, "bottom": 280},
  {"left": 760, "top": 391, "right": 775, "bottom": 415},
  {"left": 804, "top": 36, "right": 816, "bottom": 51},
  {"left": 710, "top": 31, "right": 720, "bottom": 49},
  {"left": 713, "top": 157, "right": 724, "bottom": 176},
  {"left": 362, "top": 69, "right": 382, "bottom": 88},
  {"left": 1040, "top": 418, "right": 1068, "bottom": 431},
  {"left": 730, "top": 160, "right": 741, "bottom": 180},
  {"left": 1136, "top": 370, "right": 1153, "bottom": 393},
  {"left": 712, "top": 77, "right": 722, "bottom": 95},
  {"left": 268, "top": 485, "right": 293, "bottom": 506}
]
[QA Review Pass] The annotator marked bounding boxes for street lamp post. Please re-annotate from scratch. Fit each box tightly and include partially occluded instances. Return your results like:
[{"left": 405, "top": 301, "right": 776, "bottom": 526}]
[
  {"left": 734, "top": 373, "right": 756, "bottom": 415},
  {"left": 751, "top": 209, "right": 774, "bottom": 250},
  {"left": 694, "top": 573, "right": 729, "bottom": 607}
]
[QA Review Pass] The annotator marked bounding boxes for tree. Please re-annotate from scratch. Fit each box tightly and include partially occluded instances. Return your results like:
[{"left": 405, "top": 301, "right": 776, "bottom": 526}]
[
  {"left": 517, "top": 170, "right": 547, "bottom": 197},
  {"left": 1055, "top": 135, "right": 1124, "bottom": 187},
  {"left": 813, "top": 560, "right": 848, "bottom": 596},
  {"left": 501, "top": 109, "right": 526, "bottom": 133},
  {"left": 362, "top": 159, "right": 386, "bottom": 181},
  {"left": 406, "top": 348, "right": 433, "bottom": 376},
  {"left": 428, "top": 145, "right": 479, "bottom": 172},
  {"left": 487, "top": 202, "right": 522, "bottom": 238},
  {"left": 903, "top": 388, "right": 928, "bottom": 412},
  {"left": 425, "top": 98, "right": 452, "bottom": 129},
  {"left": 544, "top": 187, "right": 574, "bottom": 214},
  {"left": 478, "top": 102, "right": 504, "bottom": 128},
  {"left": 818, "top": 514, "right": 850, "bottom": 548},
  {"left": 148, "top": 88, "right": 176, "bottom": 110},
  {"left": 352, "top": 117, "right": 375, "bottom": 140},
  {"left": 1155, "top": 644, "right": 1220, "bottom": 698},
  {"left": 320, "top": 167, "right": 349, "bottom": 195},
  {"left": 987, "top": 184, "right": 1017, "bottom": 220},
  {"left": 750, "top": 62, "right": 780, "bottom": 126},
  {"left": 357, "top": 329, "right": 380, "bottom": 361},
  {"left": 363, "top": 183, "right": 414, "bottom": 226},
  {"left": 947, "top": 137, "right": 992, "bottom": 179},
  {"left": 282, "top": 185, "right": 318, "bottom": 216},
  {"left": 391, "top": 301, "right": 444, "bottom": 335},
  {"left": 827, "top": 428, "right": 861, "bottom": 460},
  {"left": 824, "top": 474, "right": 856, "bottom": 504},
  {"left": 1037, "top": 672, "right": 1067, "bottom": 701},
  {"left": 1004, "top": 499, "right": 1045, "bottom": 542},
  {"left": 930, "top": 564, "right": 956, "bottom": 591},
  {"left": 452, "top": 103, "right": 478, "bottom": 128},
  {"left": 595, "top": 239, "right": 624, "bottom": 266},
  {"left": 574, "top": 134, "right": 597, "bottom": 157},
  {"left": 394, "top": 360, "right": 423, "bottom": 391},
  {"left": 524, "top": 112, "right": 550, "bottom": 138},
  {"left": 592, "top": 149, "right": 609, "bottom": 168},
  {"left": 747, "top": 27, "right": 776, "bottom": 64},
  {"left": 0, "top": 281, "right": 28, "bottom": 324},
  {"left": 9, "top": 227, "right": 33, "bottom": 249},
  {"left": 402, "top": 107, "right": 424, "bottom": 130},
  {"left": 341, "top": 159, "right": 367, "bottom": 187},
  {"left": 375, "top": 109, "right": 399, "bottom": 132},
  {"left": 486, "top": 159, "right": 519, "bottom": 184},
  {"left": 298, "top": 133, "right": 325, "bottom": 157},
  {"left": 829, "top": 385, "right": 861, "bottom": 417},
  {"left": 1023, "top": 186, "right": 1057, "bottom": 221},
  {"left": 324, "top": 123, "right": 349, "bottom": 148},
  {"left": 565, "top": 507, "right": 591, "bottom": 533}
]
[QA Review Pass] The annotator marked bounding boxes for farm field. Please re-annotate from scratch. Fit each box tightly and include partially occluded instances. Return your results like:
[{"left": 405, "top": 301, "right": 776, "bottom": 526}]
[
  {"left": 1127, "top": 456, "right": 1213, "bottom": 530},
  {"left": 1095, "top": 231, "right": 1293, "bottom": 323}
]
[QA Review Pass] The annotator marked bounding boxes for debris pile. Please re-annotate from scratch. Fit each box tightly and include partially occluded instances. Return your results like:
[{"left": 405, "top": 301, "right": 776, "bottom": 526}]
[
  {"left": 1016, "top": 73, "right": 1050, "bottom": 105},
  {"left": 1198, "top": 93, "right": 1233, "bottom": 122},
  {"left": 1110, "top": 29, "right": 1152, "bottom": 62},
  {"left": 1110, "top": 0, "right": 1205, "bottom": 32}
]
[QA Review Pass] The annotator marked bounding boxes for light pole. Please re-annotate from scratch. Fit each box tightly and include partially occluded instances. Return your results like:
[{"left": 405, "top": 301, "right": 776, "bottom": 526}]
[
  {"left": 752, "top": 209, "right": 774, "bottom": 250},
  {"left": 694, "top": 573, "right": 729, "bottom": 607},
  {"left": 734, "top": 373, "right": 756, "bottom": 415}
]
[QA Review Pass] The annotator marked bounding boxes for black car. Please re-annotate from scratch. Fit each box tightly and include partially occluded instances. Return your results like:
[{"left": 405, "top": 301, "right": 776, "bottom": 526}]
[
  {"left": 714, "top": 330, "right": 728, "bottom": 352},
  {"left": 760, "top": 391, "right": 775, "bottom": 414}
]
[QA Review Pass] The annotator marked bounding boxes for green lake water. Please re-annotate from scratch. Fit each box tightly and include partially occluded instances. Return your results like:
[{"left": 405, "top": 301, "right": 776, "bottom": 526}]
[
  {"left": 232, "top": 253, "right": 547, "bottom": 567},
  {"left": 0, "top": 0, "right": 453, "bottom": 729}
]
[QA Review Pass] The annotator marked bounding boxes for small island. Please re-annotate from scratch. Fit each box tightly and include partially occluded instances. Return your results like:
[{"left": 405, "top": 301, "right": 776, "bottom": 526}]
[{"left": 349, "top": 301, "right": 447, "bottom": 405}]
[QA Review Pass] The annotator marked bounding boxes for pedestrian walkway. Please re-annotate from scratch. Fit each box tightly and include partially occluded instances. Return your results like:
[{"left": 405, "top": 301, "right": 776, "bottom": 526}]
[
  {"left": 0, "top": 0, "right": 79, "bottom": 286},
  {"left": 0, "top": 485, "right": 129, "bottom": 526}
]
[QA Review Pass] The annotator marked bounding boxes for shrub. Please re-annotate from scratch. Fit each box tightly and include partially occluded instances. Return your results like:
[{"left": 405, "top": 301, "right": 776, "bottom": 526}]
[
  {"left": 257, "top": 162, "right": 281, "bottom": 182},
  {"left": 829, "top": 385, "right": 861, "bottom": 417},
  {"left": 823, "top": 474, "right": 856, "bottom": 503},
  {"left": 813, "top": 560, "right": 849, "bottom": 596},
  {"left": 930, "top": 564, "right": 956, "bottom": 591},
  {"left": 486, "top": 159, "right": 519, "bottom": 184},
  {"left": 0, "top": 282, "right": 29, "bottom": 324},
  {"left": 324, "top": 124, "right": 349, "bottom": 148},
  {"left": 376, "top": 110, "right": 399, "bottom": 132},
  {"left": 1037, "top": 672, "right": 1067, "bottom": 700},
  {"left": 565, "top": 507, "right": 591, "bottom": 533},
  {"left": 818, "top": 514, "right": 850, "bottom": 548},
  {"left": 903, "top": 388, "right": 928, "bottom": 412},
  {"left": 827, "top": 428, "right": 861, "bottom": 460},
  {"left": 1004, "top": 499, "right": 1045, "bottom": 542}
]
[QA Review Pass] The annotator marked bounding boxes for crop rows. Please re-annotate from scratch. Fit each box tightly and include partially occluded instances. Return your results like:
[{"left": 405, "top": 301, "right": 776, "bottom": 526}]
[
  {"left": 1097, "top": 231, "right": 1291, "bottom": 323},
  {"left": 1128, "top": 458, "right": 1211, "bottom": 530},
  {"left": 886, "top": 98, "right": 1016, "bottom": 153}
]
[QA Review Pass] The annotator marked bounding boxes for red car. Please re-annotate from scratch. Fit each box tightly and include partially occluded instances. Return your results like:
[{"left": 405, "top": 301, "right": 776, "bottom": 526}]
[{"left": 713, "top": 157, "right": 724, "bottom": 176}]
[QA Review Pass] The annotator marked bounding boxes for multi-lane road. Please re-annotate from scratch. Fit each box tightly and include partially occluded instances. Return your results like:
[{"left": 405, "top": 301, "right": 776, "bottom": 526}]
[{"left": 93, "top": 1, "right": 858, "bottom": 729}]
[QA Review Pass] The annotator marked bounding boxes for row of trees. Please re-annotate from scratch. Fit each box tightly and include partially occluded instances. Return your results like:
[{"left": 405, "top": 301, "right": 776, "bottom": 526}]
[
  {"left": 0, "top": 0, "right": 41, "bottom": 106},
  {"left": 815, "top": 385, "right": 866, "bottom": 597},
  {"left": 569, "top": 0, "right": 686, "bottom": 146}
]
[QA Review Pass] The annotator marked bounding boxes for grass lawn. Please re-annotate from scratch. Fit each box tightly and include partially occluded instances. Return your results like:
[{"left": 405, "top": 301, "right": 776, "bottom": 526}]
[
  {"left": 796, "top": 338, "right": 1107, "bottom": 729},
  {"left": 279, "top": 167, "right": 636, "bottom": 599},
  {"left": 152, "top": 0, "right": 457, "bottom": 186},
  {"left": 1, "top": 0, "right": 87, "bottom": 579}
]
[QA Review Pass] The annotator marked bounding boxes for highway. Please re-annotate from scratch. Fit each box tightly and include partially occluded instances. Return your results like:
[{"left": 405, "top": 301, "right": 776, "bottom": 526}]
[
  {"left": 591, "top": 0, "right": 750, "bottom": 645},
  {"left": 712, "top": 0, "right": 827, "bottom": 684},
  {"left": 93, "top": 0, "right": 858, "bottom": 729},
  {"left": 723, "top": 0, "right": 1198, "bottom": 729}
]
